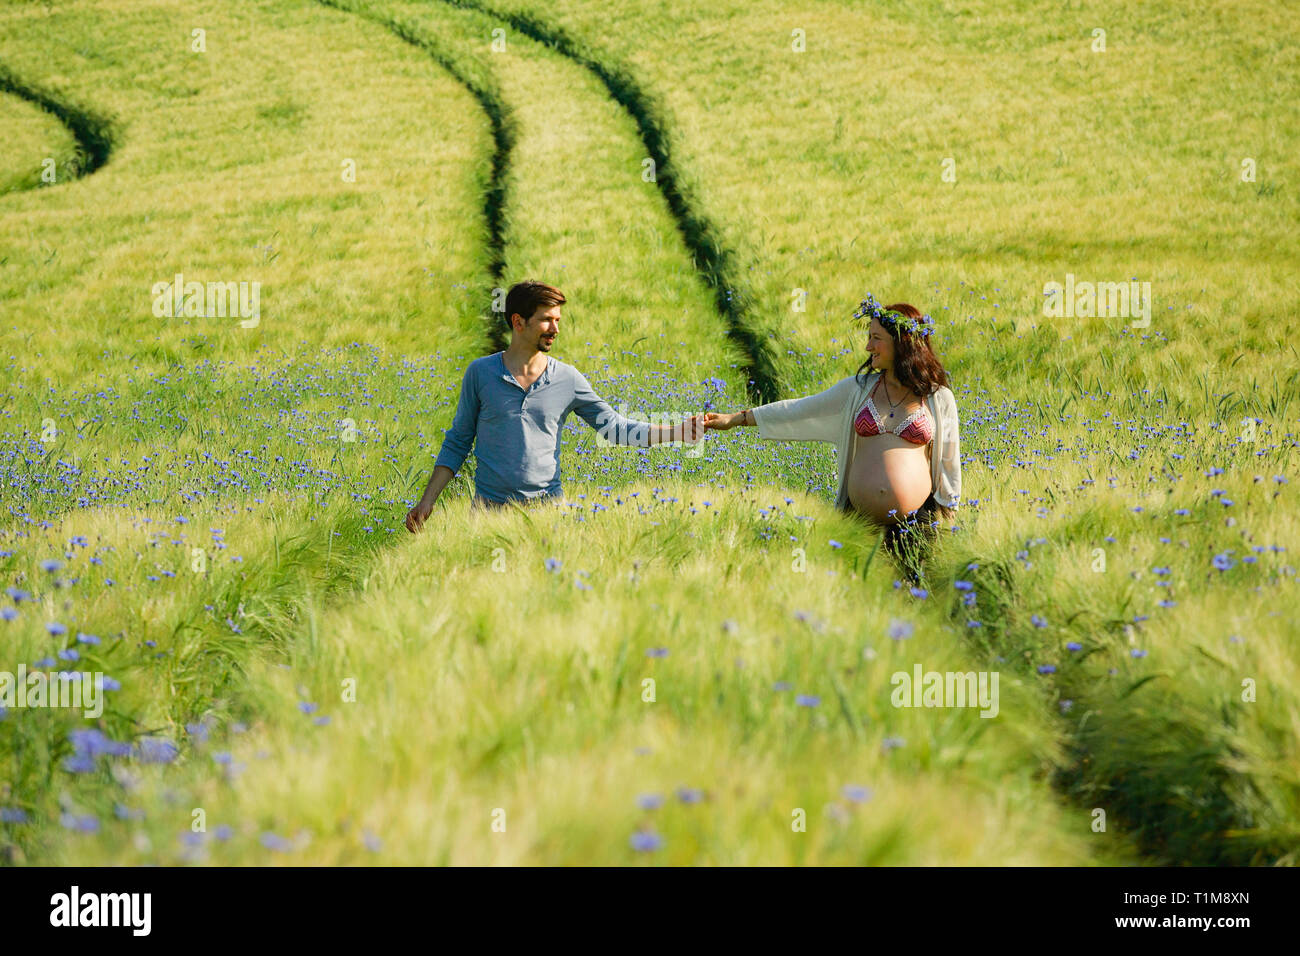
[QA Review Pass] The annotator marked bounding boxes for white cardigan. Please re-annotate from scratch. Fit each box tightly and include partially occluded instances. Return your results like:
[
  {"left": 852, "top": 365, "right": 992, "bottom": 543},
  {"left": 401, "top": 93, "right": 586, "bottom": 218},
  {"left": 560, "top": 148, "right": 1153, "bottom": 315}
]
[{"left": 751, "top": 371, "right": 961, "bottom": 512}]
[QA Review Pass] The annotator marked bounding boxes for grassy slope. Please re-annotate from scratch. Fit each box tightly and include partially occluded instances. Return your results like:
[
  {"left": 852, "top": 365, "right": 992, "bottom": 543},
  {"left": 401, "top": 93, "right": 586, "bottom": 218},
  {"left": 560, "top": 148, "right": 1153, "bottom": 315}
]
[{"left": 1, "top": 0, "right": 1296, "bottom": 864}]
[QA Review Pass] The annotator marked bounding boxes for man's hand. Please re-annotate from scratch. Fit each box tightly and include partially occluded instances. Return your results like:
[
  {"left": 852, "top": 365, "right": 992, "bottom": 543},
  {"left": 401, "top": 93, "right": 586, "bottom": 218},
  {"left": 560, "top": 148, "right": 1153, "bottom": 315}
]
[
  {"left": 649, "top": 414, "right": 708, "bottom": 445},
  {"left": 405, "top": 498, "right": 434, "bottom": 533},
  {"left": 406, "top": 465, "right": 456, "bottom": 533},
  {"left": 680, "top": 413, "right": 707, "bottom": 442}
]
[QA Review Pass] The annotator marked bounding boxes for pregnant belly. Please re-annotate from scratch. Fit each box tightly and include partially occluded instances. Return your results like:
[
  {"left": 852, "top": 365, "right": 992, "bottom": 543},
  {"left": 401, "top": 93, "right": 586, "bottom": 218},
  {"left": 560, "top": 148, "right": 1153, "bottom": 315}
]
[{"left": 846, "top": 436, "right": 933, "bottom": 524}]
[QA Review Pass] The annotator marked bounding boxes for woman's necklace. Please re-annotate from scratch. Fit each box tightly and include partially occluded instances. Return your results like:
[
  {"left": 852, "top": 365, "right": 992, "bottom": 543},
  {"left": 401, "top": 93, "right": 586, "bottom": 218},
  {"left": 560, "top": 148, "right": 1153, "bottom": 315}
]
[{"left": 877, "top": 372, "right": 902, "bottom": 419}]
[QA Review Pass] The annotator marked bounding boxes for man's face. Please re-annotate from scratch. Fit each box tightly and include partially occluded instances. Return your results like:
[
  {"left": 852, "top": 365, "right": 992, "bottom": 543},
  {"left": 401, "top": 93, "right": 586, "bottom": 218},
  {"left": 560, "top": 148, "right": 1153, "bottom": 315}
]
[{"left": 514, "top": 304, "right": 561, "bottom": 351}]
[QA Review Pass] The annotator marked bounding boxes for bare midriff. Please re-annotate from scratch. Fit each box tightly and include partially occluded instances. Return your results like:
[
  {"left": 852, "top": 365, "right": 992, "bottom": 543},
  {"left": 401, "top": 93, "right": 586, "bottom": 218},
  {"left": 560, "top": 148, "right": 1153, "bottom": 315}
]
[{"left": 847, "top": 424, "right": 933, "bottom": 525}]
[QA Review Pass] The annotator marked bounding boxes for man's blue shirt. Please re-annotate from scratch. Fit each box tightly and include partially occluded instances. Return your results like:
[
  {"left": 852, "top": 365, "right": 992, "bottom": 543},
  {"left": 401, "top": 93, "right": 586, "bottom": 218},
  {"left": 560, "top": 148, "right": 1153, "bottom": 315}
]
[{"left": 433, "top": 352, "right": 652, "bottom": 504}]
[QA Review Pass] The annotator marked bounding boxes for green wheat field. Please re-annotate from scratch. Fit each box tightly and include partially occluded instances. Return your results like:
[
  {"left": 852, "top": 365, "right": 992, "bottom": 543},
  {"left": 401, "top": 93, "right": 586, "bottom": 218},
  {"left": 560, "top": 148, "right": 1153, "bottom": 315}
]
[{"left": 1, "top": 0, "right": 1296, "bottom": 866}]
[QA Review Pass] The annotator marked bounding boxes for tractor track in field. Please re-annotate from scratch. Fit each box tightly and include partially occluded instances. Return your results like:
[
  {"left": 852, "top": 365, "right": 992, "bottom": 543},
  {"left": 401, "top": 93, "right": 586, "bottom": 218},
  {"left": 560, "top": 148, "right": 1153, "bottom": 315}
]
[
  {"left": 433, "top": 0, "right": 782, "bottom": 405},
  {"left": 322, "top": 0, "right": 781, "bottom": 403},
  {"left": 0, "top": 63, "right": 115, "bottom": 189},
  {"left": 316, "top": 0, "right": 518, "bottom": 354}
]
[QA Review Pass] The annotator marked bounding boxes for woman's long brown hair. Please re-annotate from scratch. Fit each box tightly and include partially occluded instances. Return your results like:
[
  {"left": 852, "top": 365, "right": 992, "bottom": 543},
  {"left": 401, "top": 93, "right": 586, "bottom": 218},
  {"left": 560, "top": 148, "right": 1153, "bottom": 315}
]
[{"left": 853, "top": 303, "right": 949, "bottom": 397}]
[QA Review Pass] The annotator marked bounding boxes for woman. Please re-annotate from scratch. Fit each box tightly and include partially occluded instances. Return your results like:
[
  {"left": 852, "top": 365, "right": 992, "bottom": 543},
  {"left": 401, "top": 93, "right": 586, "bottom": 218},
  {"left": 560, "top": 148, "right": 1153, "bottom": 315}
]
[{"left": 703, "top": 295, "right": 961, "bottom": 582}]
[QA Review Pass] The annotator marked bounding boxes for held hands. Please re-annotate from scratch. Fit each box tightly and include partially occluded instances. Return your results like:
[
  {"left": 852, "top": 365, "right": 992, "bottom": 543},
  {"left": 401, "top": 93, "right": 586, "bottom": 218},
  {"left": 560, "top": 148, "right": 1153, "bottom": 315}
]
[
  {"left": 657, "top": 414, "right": 709, "bottom": 444},
  {"left": 680, "top": 413, "right": 708, "bottom": 443}
]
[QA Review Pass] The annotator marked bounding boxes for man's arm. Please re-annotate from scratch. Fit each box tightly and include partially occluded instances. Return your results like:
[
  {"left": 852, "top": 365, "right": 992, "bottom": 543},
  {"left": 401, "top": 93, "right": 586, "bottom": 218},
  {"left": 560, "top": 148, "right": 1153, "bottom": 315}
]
[
  {"left": 569, "top": 371, "right": 703, "bottom": 446},
  {"left": 407, "top": 365, "right": 480, "bottom": 532}
]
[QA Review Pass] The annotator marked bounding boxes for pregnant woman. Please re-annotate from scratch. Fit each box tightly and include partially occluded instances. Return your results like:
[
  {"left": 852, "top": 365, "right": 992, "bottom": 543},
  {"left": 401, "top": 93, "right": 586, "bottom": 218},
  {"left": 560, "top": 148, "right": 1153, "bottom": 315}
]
[{"left": 703, "top": 295, "right": 961, "bottom": 582}]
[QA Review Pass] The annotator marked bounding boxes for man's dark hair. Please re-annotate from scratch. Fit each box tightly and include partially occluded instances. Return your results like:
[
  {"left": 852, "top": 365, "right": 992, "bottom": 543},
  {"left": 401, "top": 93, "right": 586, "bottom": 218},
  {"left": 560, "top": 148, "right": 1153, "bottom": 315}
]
[{"left": 505, "top": 280, "right": 566, "bottom": 331}]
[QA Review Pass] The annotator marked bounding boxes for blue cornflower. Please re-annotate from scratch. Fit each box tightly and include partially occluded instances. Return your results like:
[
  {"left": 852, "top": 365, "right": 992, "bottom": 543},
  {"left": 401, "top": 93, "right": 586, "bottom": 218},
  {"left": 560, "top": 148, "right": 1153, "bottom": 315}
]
[
  {"left": 842, "top": 785, "right": 873, "bottom": 803},
  {"left": 630, "top": 831, "right": 663, "bottom": 852},
  {"left": 637, "top": 793, "right": 664, "bottom": 810},
  {"left": 887, "top": 618, "right": 914, "bottom": 640},
  {"left": 260, "top": 832, "right": 292, "bottom": 852},
  {"left": 645, "top": 647, "right": 669, "bottom": 658},
  {"left": 60, "top": 813, "right": 100, "bottom": 833},
  {"left": 136, "top": 738, "right": 179, "bottom": 764},
  {"left": 795, "top": 694, "right": 821, "bottom": 707}
]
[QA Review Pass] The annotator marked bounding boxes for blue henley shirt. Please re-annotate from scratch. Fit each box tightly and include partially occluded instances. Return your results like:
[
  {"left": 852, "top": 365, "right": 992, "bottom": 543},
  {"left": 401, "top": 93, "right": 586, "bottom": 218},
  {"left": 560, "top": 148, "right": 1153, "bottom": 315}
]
[{"left": 432, "top": 352, "right": 654, "bottom": 504}]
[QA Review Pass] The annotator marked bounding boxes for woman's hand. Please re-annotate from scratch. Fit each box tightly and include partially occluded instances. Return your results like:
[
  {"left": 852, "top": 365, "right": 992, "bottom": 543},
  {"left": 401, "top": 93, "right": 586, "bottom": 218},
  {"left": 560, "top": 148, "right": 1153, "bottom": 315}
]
[{"left": 702, "top": 411, "right": 745, "bottom": 430}]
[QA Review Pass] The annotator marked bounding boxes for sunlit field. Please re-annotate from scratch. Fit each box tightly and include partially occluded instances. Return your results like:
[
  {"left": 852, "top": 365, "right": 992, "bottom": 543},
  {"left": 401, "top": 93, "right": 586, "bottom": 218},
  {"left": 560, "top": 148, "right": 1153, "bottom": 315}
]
[{"left": 1, "top": 0, "right": 1296, "bottom": 867}]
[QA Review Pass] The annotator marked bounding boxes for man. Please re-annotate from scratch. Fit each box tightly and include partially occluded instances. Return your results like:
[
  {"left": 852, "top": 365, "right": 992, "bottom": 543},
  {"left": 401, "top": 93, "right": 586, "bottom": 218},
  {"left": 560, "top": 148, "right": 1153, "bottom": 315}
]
[{"left": 405, "top": 280, "right": 706, "bottom": 531}]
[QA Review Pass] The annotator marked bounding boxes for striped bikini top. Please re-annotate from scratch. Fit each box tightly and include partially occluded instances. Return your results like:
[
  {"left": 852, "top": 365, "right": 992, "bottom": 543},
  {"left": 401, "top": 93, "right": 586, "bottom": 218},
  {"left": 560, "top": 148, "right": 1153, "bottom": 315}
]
[{"left": 854, "top": 384, "right": 933, "bottom": 445}]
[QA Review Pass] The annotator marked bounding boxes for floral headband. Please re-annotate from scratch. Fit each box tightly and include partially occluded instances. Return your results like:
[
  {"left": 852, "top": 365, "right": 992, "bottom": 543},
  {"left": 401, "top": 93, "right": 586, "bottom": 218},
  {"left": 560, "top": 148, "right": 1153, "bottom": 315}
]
[{"left": 853, "top": 293, "right": 936, "bottom": 338}]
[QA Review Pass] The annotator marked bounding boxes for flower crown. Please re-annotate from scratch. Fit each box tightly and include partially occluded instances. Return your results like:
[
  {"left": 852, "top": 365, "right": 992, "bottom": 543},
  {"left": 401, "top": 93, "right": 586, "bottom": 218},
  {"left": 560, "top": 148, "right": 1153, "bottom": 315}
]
[{"left": 853, "top": 294, "right": 936, "bottom": 338}]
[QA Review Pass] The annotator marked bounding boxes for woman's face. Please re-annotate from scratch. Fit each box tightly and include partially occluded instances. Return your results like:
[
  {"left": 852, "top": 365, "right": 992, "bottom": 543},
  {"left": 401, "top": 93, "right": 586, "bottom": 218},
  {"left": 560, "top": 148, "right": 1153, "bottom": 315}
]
[{"left": 866, "top": 318, "right": 895, "bottom": 370}]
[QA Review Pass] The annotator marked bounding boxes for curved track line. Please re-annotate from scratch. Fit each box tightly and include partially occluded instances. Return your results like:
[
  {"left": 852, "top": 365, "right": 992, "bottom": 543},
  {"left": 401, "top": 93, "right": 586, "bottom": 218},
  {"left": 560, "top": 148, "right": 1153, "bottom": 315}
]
[
  {"left": 316, "top": 0, "right": 517, "bottom": 354},
  {"left": 433, "top": 0, "right": 782, "bottom": 404},
  {"left": 0, "top": 64, "right": 114, "bottom": 186}
]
